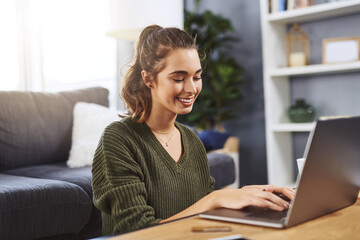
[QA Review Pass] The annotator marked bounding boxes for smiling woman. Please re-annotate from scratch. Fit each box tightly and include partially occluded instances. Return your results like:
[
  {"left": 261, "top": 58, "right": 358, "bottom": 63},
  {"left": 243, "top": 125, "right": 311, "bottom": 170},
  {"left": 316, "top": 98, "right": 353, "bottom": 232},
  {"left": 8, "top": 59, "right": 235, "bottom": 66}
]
[{"left": 92, "top": 25, "right": 295, "bottom": 237}]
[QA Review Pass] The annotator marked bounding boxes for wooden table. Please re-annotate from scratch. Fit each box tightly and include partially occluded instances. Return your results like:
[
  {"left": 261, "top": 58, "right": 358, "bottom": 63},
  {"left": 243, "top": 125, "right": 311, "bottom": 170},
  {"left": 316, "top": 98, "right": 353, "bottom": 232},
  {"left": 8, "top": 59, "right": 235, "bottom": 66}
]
[{"left": 109, "top": 194, "right": 360, "bottom": 240}]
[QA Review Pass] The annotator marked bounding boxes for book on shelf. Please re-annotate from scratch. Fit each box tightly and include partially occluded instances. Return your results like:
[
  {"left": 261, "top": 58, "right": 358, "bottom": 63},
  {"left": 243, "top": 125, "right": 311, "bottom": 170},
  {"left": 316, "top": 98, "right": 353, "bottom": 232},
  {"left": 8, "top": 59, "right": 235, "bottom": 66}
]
[
  {"left": 270, "top": 0, "right": 287, "bottom": 13},
  {"left": 279, "top": 0, "right": 287, "bottom": 11},
  {"left": 288, "top": 0, "right": 296, "bottom": 10},
  {"left": 295, "top": 0, "right": 311, "bottom": 9},
  {"left": 270, "top": 0, "right": 279, "bottom": 13},
  {"left": 269, "top": 0, "right": 345, "bottom": 14},
  {"left": 270, "top": 0, "right": 321, "bottom": 13}
]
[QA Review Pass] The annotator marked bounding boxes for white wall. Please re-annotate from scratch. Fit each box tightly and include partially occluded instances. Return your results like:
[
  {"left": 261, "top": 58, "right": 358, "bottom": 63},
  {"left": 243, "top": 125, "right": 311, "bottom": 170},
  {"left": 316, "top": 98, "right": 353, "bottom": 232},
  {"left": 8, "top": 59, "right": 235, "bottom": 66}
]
[
  {"left": 0, "top": 0, "right": 184, "bottom": 110},
  {"left": 110, "top": 0, "right": 183, "bottom": 31}
]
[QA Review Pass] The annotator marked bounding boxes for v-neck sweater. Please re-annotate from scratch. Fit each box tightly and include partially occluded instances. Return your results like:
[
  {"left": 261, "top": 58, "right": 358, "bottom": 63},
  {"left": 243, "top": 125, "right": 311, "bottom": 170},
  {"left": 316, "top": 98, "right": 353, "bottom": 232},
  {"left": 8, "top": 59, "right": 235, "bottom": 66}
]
[{"left": 92, "top": 117, "right": 214, "bottom": 235}]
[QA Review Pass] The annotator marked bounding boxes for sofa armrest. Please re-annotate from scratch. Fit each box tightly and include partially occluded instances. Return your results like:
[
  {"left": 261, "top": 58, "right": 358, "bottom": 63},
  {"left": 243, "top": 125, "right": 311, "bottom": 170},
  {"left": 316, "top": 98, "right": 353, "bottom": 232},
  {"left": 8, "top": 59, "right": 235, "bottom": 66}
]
[
  {"left": 221, "top": 137, "right": 239, "bottom": 154},
  {"left": 211, "top": 137, "right": 240, "bottom": 188}
]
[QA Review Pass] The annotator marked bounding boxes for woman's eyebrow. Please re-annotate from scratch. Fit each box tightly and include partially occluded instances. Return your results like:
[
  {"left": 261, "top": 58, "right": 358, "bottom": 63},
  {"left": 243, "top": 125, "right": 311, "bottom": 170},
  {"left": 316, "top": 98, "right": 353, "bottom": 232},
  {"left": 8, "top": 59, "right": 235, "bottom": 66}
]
[{"left": 168, "top": 69, "right": 202, "bottom": 75}]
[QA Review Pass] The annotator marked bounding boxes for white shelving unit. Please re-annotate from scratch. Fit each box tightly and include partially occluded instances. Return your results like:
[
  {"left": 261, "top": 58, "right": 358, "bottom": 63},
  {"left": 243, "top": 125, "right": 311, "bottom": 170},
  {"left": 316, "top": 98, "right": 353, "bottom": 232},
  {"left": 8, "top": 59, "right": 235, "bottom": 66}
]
[{"left": 260, "top": 0, "right": 360, "bottom": 186}]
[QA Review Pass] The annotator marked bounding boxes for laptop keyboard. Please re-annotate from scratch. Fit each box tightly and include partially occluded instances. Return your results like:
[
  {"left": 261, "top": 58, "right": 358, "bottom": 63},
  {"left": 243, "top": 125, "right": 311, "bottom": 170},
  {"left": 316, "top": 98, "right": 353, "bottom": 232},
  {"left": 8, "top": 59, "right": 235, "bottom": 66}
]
[{"left": 243, "top": 206, "right": 288, "bottom": 221}]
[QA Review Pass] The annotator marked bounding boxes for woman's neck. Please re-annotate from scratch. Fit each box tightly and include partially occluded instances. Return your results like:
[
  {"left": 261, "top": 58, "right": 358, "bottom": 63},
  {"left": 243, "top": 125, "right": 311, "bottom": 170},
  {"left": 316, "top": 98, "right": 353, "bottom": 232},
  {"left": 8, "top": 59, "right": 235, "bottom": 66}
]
[{"left": 145, "top": 111, "right": 177, "bottom": 133}]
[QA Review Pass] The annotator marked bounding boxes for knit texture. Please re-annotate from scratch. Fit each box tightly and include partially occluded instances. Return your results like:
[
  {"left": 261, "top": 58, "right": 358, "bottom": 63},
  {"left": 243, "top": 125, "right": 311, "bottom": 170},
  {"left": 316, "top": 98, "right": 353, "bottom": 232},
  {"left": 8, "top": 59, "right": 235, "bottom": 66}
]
[{"left": 92, "top": 117, "right": 214, "bottom": 235}]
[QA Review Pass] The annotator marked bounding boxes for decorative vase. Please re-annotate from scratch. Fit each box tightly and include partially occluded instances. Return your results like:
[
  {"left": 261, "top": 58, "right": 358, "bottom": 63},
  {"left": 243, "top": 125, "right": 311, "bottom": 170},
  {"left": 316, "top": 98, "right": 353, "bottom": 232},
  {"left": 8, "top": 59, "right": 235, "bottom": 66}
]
[{"left": 288, "top": 99, "right": 315, "bottom": 123}]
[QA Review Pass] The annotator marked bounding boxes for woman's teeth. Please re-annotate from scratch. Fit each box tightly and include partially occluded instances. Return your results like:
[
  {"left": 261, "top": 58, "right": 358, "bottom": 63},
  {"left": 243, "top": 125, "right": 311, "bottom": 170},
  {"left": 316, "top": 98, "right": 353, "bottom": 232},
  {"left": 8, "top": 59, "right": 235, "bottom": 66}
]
[{"left": 178, "top": 98, "right": 192, "bottom": 103}]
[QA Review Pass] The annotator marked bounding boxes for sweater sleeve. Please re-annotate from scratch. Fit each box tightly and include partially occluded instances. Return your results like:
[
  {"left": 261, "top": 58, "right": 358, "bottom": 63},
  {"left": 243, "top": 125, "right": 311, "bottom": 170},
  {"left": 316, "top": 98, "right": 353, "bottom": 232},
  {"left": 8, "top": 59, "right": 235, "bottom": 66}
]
[{"left": 92, "top": 125, "right": 161, "bottom": 234}]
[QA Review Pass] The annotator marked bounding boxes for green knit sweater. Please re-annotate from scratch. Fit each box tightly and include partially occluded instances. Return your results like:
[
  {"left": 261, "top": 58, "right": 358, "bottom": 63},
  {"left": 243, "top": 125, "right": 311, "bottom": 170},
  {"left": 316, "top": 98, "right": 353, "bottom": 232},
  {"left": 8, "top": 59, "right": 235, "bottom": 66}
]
[{"left": 92, "top": 117, "right": 214, "bottom": 235}]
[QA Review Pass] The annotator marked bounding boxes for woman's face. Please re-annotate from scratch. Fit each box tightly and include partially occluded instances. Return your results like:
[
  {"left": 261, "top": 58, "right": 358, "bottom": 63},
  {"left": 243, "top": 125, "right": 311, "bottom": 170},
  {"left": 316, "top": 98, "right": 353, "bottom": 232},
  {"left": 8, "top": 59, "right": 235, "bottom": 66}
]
[{"left": 150, "top": 48, "right": 202, "bottom": 116}]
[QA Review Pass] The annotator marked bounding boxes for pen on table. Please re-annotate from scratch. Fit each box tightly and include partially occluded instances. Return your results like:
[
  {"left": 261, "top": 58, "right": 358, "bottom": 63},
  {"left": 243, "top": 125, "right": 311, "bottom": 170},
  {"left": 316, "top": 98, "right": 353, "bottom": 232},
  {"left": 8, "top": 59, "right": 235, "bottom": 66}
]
[{"left": 191, "top": 226, "right": 232, "bottom": 232}]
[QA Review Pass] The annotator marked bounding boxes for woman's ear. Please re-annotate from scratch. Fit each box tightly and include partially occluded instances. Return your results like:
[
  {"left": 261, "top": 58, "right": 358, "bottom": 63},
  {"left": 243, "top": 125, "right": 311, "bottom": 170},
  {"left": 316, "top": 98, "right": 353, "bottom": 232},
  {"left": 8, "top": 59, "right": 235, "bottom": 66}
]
[{"left": 141, "top": 70, "right": 153, "bottom": 88}]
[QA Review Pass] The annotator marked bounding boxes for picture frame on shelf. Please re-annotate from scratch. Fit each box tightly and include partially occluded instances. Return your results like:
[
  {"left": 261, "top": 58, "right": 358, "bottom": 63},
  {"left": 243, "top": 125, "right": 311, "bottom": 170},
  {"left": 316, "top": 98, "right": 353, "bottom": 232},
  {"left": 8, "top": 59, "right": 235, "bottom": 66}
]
[{"left": 322, "top": 37, "right": 360, "bottom": 64}]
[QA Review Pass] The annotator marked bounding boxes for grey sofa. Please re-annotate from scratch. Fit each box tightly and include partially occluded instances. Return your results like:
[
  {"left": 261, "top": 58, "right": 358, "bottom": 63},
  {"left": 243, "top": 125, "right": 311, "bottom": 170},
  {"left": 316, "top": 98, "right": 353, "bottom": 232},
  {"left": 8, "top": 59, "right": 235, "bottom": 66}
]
[
  {"left": 0, "top": 87, "right": 235, "bottom": 240},
  {"left": 0, "top": 87, "right": 107, "bottom": 240}
]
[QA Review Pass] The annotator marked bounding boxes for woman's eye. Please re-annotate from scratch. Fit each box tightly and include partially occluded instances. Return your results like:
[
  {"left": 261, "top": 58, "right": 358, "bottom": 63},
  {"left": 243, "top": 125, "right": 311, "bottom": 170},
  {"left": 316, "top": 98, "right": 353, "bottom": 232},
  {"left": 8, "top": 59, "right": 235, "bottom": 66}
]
[
  {"left": 172, "top": 78, "right": 184, "bottom": 82},
  {"left": 194, "top": 77, "right": 202, "bottom": 81}
]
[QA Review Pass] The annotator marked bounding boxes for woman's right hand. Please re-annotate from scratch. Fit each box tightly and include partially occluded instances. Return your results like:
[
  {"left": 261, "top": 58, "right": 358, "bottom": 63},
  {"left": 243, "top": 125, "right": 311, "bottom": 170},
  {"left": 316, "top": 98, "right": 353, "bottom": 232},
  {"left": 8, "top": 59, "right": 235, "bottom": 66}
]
[{"left": 210, "top": 186, "right": 294, "bottom": 211}]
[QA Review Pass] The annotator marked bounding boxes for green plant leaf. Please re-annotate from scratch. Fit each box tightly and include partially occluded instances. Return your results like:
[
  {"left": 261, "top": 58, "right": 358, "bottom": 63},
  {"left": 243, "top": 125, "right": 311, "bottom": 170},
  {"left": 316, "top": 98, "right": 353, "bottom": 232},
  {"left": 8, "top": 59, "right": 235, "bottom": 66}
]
[{"left": 181, "top": 1, "right": 244, "bottom": 130}]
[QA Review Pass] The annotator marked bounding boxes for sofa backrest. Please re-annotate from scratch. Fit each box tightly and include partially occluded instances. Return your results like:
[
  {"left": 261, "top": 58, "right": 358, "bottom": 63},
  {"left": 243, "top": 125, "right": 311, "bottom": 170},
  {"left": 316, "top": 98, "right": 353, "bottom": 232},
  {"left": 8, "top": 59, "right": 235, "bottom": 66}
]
[{"left": 0, "top": 87, "right": 109, "bottom": 171}]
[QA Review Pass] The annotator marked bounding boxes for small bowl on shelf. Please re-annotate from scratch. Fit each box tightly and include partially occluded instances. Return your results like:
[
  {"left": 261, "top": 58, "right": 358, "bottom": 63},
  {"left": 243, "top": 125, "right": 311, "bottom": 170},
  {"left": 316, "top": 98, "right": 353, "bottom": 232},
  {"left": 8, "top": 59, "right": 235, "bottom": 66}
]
[{"left": 288, "top": 99, "right": 315, "bottom": 123}]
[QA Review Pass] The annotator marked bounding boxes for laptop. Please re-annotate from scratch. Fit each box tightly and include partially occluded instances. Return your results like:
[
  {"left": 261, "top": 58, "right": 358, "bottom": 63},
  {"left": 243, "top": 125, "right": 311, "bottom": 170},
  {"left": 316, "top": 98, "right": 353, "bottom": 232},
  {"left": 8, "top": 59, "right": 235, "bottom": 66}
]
[{"left": 199, "top": 116, "right": 360, "bottom": 228}]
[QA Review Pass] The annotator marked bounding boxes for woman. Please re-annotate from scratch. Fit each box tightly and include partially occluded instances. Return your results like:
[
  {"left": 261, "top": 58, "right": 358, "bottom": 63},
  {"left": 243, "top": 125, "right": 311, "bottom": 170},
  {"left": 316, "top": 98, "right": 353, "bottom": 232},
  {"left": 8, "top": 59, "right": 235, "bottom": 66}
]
[{"left": 92, "top": 25, "right": 295, "bottom": 235}]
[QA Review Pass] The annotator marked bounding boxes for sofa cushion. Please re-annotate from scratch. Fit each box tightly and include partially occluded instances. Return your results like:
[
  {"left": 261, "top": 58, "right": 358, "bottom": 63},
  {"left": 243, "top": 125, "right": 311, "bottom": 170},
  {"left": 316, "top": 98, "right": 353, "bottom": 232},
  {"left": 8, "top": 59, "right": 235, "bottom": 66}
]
[
  {"left": 207, "top": 152, "right": 235, "bottom": 190},
  {"left": 67, "top": 102, "right": 119, "bottom": 168},
  {"left": 3, "top": 162, "right": 103, "bottom": 233},
  {"left": 199, "top": 130, "right": 230, "bottom": 152},
  {"left": 0, "top": 87, "right": 109, "bottom": 171},
  {"left": 3, "top": 162, "right": 93, "bottom": 196},
  {"left": 0, "top": 173, "right": 92, "bottom": 240}
]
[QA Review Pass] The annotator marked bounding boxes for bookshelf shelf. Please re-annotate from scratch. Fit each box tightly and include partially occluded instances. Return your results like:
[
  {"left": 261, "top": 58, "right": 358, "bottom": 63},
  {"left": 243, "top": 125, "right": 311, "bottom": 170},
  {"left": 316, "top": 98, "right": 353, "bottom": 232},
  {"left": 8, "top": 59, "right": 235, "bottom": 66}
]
[
  {"left": 269, "top": 61, "right": 360, "bottom": 77},
  {"left": 267, "top": 0, "right": 360, "bottom": 24},
  {"left": 272, "top": 123, "right": 314, "bottom": 132}
]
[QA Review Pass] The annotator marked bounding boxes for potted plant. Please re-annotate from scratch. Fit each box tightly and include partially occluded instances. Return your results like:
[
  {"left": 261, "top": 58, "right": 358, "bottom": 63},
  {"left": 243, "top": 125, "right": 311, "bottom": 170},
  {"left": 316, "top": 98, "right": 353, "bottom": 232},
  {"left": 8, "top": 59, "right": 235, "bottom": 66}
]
[{"left": 178, "top": 0, "right": 244, "bottom": 131}]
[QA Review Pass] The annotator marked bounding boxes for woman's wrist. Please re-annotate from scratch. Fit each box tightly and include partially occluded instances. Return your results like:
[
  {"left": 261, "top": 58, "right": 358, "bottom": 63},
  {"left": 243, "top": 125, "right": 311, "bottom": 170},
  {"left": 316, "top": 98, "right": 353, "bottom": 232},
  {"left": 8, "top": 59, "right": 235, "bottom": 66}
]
[{"left": 207, "top": 190, "right": 222, "bottom": 210}]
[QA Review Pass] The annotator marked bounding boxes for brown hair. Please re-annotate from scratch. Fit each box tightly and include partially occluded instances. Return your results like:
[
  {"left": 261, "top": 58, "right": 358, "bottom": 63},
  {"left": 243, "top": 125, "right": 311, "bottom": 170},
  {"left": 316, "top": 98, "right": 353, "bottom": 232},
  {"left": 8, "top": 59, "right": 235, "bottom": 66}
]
[{"left": 120, "top": 25, "right": 197, "bottom": 123}]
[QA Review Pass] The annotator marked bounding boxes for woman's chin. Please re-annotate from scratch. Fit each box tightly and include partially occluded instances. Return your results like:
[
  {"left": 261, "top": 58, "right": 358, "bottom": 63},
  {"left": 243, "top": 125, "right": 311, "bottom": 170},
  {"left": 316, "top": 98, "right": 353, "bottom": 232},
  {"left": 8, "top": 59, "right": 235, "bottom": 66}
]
[{"left": 176, "top": 107, "right": 193, "bottom": 115}]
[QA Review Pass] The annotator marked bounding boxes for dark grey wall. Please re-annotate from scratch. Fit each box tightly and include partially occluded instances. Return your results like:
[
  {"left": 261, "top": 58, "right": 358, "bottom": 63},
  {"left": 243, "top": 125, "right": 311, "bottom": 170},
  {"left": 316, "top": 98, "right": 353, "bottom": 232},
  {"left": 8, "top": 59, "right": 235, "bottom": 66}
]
[{"left": 185, "top": 0, "right": 268, "bottom": 185}]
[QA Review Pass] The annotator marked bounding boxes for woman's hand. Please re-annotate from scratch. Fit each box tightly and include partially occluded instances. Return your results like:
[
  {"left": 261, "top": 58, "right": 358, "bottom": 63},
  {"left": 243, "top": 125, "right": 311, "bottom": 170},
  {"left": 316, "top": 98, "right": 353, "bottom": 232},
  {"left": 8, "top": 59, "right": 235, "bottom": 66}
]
[
  {"left": 211, "top": 185, "right": 295, "bottom": 212},
  {"left": 243, "top": 184, "right": 295, "bottom": 200},
  {"left": 160, "top": 185, "right": 295, "bottom": 224}
]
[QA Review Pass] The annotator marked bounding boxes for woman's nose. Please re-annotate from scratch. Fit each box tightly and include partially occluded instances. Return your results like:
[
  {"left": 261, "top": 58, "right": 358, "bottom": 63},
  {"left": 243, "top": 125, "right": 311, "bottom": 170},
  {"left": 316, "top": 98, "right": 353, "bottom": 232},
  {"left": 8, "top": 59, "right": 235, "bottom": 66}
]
[{"left": 184, "top": 79, "right": 197, "bottom": 94}]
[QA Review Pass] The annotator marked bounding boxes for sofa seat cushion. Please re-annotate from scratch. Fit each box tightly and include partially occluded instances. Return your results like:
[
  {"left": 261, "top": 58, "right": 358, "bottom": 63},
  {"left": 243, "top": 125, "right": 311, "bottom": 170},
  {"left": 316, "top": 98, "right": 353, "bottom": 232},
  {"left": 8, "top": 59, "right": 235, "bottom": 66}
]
[
  {"left": 207, "top": 152, "right": 235, "bottom": 190},
  {"left": 0, "top": 174, "right": 92, "bottom": 240},
  {"left": 3, "top": 163, "right": 103, "bottom": 230},
  {"left": 3, "top": 162, "right": 93, "bottom": 197}
]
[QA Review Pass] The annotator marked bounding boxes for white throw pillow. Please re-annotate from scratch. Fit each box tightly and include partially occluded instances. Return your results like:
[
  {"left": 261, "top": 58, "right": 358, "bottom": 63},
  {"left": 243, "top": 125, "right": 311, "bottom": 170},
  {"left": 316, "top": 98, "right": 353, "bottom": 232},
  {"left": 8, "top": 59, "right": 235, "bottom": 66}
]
[{"left": 67, "top": 102, "right": 120, "bottom": 168}]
